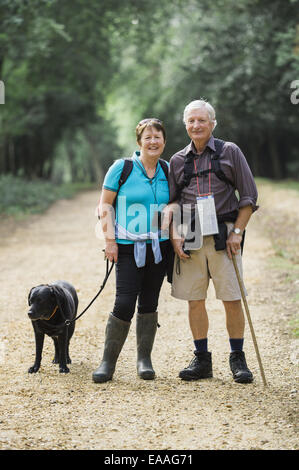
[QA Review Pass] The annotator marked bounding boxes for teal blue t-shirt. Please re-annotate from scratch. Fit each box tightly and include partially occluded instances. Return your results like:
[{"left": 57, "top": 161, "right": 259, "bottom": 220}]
[{"left": 103, "top": 152, "right": 169, "bottom": 244}]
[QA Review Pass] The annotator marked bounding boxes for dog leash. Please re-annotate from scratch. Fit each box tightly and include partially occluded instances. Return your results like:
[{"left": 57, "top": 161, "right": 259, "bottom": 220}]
[{"left": 64, "top": 259, "right": 115, "bottom": 327}]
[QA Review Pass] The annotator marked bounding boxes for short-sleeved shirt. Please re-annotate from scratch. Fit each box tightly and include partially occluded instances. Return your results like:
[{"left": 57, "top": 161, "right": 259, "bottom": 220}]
[
  {"left": 168, "top": 135, "right": 258, "bottom": 217},
  {"left": 103, "top": 151, "right": 169, "bottom": 244}
]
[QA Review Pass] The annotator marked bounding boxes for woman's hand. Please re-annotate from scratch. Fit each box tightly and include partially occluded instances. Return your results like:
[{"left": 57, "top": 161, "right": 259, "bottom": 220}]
[{"left": 105, "top": 240, "right": 118, "bottom": 263}]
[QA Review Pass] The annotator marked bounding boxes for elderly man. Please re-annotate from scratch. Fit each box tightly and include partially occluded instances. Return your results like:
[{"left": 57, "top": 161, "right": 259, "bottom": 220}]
[{"left": 168, "top": 99, "right": 258, "bottom": 383}]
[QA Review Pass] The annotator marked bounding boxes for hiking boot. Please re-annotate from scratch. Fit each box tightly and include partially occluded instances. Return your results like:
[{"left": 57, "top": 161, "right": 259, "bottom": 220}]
[
  {"left": 136, "top": 312, "right": 158, "bottom": 380},
  {"left": 229, "top": 350, "right": 253, "bottom": 384},
  {"left": 179, "top": 351, "right": 213, "bottom": 381},
  {"left": 92, "top": 314, "right": 130, "bottom": 383}
]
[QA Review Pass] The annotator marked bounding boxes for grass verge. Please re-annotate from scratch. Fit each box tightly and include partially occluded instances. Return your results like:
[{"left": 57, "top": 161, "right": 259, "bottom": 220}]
[
  {"left": 256, "top": 177, "right": 299, "bottom": 193},
  {"left": 0, "top": 174, "right": 96, "bottom": 218},
  {"left": 256, "top": 179, "right": 299, "bottom": 338}
]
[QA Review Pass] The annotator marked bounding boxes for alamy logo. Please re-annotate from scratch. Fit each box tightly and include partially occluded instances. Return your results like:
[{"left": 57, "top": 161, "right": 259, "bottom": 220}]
[
  {"left": 290, "top": 80, "right": 299, "bottom": 105},
  {"left": 0, "top": 81, "right": 4, "bottom": 104},
  {"left": 94, "top": 200, "right": 203, "bottom": 250}
]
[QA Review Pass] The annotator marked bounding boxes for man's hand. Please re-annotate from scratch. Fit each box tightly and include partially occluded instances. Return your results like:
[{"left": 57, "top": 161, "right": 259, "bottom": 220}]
[
  {"left": 226, "top": 232, "right": 242, "bottom": 260},
  {"left": 171, "top": 237, "right": 190, "bottom": 260},
  {"left": 226, "top": 205, "right": 253, "bottom": 259},
  {"left": 161, "top": 202, "right": 179, "bottom": 231}
]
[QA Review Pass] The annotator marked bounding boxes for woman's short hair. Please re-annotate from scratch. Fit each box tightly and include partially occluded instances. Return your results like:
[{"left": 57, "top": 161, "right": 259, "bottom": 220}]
[
  {"left": 136, "top": 118, "right": 166, "bottom": 143},
  {"left": 183, "top": 100, "right": 217, "bottom": 129}
]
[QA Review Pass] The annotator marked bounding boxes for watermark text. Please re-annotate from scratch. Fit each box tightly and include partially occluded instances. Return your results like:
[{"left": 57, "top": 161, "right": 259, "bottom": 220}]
[
  {"left": 290, "top": 80, "right": 299, "bottom": 104},
  {"left": 0, "top": 81, "right": 5, "bottom": 104},
  {"left": 95, "top": 200, "right": 202, "bottom": 249}
]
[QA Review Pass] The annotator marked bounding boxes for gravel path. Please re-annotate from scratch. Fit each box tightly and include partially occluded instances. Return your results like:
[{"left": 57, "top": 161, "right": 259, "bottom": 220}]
[{"left": 0, "top": 184, "right": 298, "bottom": 450}]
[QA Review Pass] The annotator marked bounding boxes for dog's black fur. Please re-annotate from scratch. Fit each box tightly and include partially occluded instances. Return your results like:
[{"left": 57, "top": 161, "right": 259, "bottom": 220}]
[{"left": 27, "top": 281, "right": 78, "bottom": 373}]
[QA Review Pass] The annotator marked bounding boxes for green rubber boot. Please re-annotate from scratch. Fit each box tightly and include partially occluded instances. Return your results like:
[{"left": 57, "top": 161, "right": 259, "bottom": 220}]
[
  {"left": 92, "top": 314, "right": 130, "bottom": 383},
  {"left": 136, "top": 312, "right": 158, "bottom": 380}
]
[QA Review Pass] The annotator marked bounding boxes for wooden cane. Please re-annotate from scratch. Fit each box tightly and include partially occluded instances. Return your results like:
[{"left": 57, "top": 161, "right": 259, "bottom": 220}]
[{"left": 232, "top": 254, "right": 267, "bottom": 387}]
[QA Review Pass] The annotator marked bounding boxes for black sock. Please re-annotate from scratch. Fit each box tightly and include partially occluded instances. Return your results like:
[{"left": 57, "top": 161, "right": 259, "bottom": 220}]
[
  {"left": 229, "top": 338, "right": 244, "bottom": 352},
  {"left": 194, "top": 338, "right": 208, "bottom": 353}
]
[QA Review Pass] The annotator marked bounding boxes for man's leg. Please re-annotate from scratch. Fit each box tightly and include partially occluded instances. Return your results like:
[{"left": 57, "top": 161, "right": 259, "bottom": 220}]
[
  {"left": 223, "top": 300, "right": 245, "bottom": 339},
  {"left": 223, "top": 300, "right": 253, "bottom": 383},
  {"left": 189, "top": 300, "right": 209, "bottom": 341},
  {"left": 179, "top": 299, "right": 212, "bottom": 381}
]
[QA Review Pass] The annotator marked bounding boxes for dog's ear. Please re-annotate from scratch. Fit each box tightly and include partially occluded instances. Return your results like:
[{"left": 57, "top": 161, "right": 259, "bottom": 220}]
[
  {"left": 28, "top": 287, "right": 36, "bottom": 306},
  {"left": 51, "top": 285, "right": 67, "bottom": 314},
  {"left": 51, "top": 285, "right": 74, "bottom": 319}
]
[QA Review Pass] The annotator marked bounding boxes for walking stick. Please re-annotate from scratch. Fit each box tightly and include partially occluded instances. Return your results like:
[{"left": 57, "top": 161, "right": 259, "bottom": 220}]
[{"left": 232, "top": 254, "right": 267, "bottom": 387}]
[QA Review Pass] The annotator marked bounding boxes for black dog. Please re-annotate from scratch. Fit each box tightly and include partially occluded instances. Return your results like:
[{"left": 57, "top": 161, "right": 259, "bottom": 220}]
[{"left": 27, "top": 281, "right": 78, "bottom": 374}]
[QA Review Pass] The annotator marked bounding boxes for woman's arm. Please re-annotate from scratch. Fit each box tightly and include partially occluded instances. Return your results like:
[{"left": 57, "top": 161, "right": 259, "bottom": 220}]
[{"left": 99, "top": 189, "right": 118, "bottom": 263}]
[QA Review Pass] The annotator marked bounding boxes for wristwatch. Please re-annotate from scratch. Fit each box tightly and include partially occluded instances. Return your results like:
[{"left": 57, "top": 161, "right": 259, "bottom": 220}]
[{"left": 232, "top": 227, "right": 243, "bottom": 236}]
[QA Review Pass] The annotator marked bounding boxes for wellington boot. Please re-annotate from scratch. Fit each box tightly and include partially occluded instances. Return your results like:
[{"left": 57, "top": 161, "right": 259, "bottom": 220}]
[
  {"left": 92, "top": 314, "right": 130, "bottom": 383},
  {"left": 136, "top": 312, "right": 158, "bottom": 380}
]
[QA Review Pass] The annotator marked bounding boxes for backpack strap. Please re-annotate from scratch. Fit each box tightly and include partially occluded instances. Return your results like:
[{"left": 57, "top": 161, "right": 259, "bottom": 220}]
[
  {"left": 98, "top": 157, "right": 169, "bottom": 219},
  {"left": 158, "top": 158, "right": 169, "bottom": 180},
  {"left": 118, "top": 157, "right": 168, "bottom": 191},
  {"left": 177, "top": 152, "right": 197, "bottom": 192},
  {"left": 118, "top": 158, "right": 133, "bottom": 192},
  {"left": 97, "top": 158, "right": 134, "bottom": 218},
  {"left": 179, "top": 139, "right": 235, "bottom": 192},
  {"left": 210, "top": 138, "right": 235, "bottom": 188}
]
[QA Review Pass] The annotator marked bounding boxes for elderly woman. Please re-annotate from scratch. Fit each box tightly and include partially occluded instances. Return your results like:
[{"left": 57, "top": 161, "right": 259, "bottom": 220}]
[{"left": 92, "top": 118, "right": 170, "bottom": 383}]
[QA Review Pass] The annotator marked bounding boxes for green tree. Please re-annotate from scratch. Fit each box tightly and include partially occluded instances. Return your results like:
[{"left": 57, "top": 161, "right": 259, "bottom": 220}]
[{"left": 108, "top": 0, "right": 299, "bottom": 178}]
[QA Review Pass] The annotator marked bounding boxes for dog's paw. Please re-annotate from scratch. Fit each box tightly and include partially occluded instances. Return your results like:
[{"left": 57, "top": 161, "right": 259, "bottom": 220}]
[
  {"left": 28, "top": 365, "right": 40, "bottom": 373},
  {"left": 59, "top": 366, "right": 70, "bottom": 374}
]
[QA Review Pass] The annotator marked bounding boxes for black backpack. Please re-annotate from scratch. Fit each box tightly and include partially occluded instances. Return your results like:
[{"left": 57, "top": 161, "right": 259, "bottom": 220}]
[
  {"left": 116, "top": 157, "right": 174, "bottom": 281},
  {"left": 177, "top": 138, "right": 244, "bottom": 254},
  {"left": 97, "top": 158, "right": 169, "bottom": 219},
  {"left": 178, "top": 138, "right": 235, "bottom": 194},
  {"left": 117, "top": 157, "right": 169, "bottom": 193}
]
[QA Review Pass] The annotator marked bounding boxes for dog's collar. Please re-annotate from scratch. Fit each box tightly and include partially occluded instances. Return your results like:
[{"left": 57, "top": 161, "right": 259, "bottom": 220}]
[{"left": 47, "top": 305, "right": 58, "bottom": 321}]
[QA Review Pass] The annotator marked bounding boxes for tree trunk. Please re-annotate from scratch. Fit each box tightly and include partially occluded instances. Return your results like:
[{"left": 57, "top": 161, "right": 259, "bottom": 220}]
[
  {"left": 0, "top": 56, "right": 5, "bottom": 173},
  {"left": 65, "top": 139, "right": 77, "bottom": 182},
  {"left": 267, "top": 130, "right": 281, "bottom": 179},
  {"left": 8, "top": 138, "right": 16, "bottom": 175},
  {"left": 248, "top": 136, "right": 260, "bottom": 177},
  {"left": 0, "top": 125, "right": 5, "bottom": 174},
  {"left": 83, "top": 130, "right": 103, "bottom": 184}
]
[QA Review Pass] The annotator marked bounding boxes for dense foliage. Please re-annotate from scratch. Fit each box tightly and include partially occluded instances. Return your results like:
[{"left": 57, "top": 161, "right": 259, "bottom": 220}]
[{"left": 0, "top": 0, "right": 298, "bottom": 184}]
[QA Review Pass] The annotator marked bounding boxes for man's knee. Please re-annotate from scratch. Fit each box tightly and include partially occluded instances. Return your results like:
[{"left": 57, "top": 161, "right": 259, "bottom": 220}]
[
  {"left": 188, "top": 299, "right": 206, "bottom": 313},
  {"left": 223, "top": 299, "right": 242, "bottom": 312}
]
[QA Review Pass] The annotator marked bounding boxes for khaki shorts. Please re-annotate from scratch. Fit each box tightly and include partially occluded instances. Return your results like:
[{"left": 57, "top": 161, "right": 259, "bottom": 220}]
[{"left": 171, "top": 223, "right": 246, "bottom": 301}]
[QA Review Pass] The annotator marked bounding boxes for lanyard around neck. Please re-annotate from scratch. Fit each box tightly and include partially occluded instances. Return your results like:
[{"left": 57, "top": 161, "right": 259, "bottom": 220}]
[{"left": 135, "top": 158, "right": 158, "bottom": 203}]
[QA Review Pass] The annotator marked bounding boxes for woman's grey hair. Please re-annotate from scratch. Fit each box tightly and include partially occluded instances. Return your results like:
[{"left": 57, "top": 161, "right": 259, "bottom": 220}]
[{"left": 183, "top": 99, "right": 217, "bottom": 130}]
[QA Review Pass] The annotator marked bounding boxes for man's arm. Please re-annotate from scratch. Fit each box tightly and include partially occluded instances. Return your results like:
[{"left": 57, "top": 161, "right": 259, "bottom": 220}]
[
  {"left": 225, "top": 143, "right": 258, "bottom": 259},
  {"left": 226, "top": 205, "right": 253, "bottom": 259}
]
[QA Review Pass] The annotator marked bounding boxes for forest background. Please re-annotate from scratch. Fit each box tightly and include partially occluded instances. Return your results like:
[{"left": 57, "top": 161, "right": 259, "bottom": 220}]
[{"left": 0, "top": 0, "right": 298, "bottom": 215}]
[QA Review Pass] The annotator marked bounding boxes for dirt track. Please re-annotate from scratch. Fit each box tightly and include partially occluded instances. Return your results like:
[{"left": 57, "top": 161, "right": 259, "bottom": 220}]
[{"left": 0, "top": 183, "right": 298, "bottom": 450}]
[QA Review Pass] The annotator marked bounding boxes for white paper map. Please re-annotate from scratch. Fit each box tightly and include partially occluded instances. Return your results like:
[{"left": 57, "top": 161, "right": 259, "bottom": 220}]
[{"left": 196, "top": 194, "right": 219, "bottom": 236}]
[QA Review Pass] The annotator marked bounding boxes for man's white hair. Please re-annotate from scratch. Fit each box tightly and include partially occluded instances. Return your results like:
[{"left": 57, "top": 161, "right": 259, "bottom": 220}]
[{"left": 183, "top": 99, "right": 217, "bottom": 130}]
